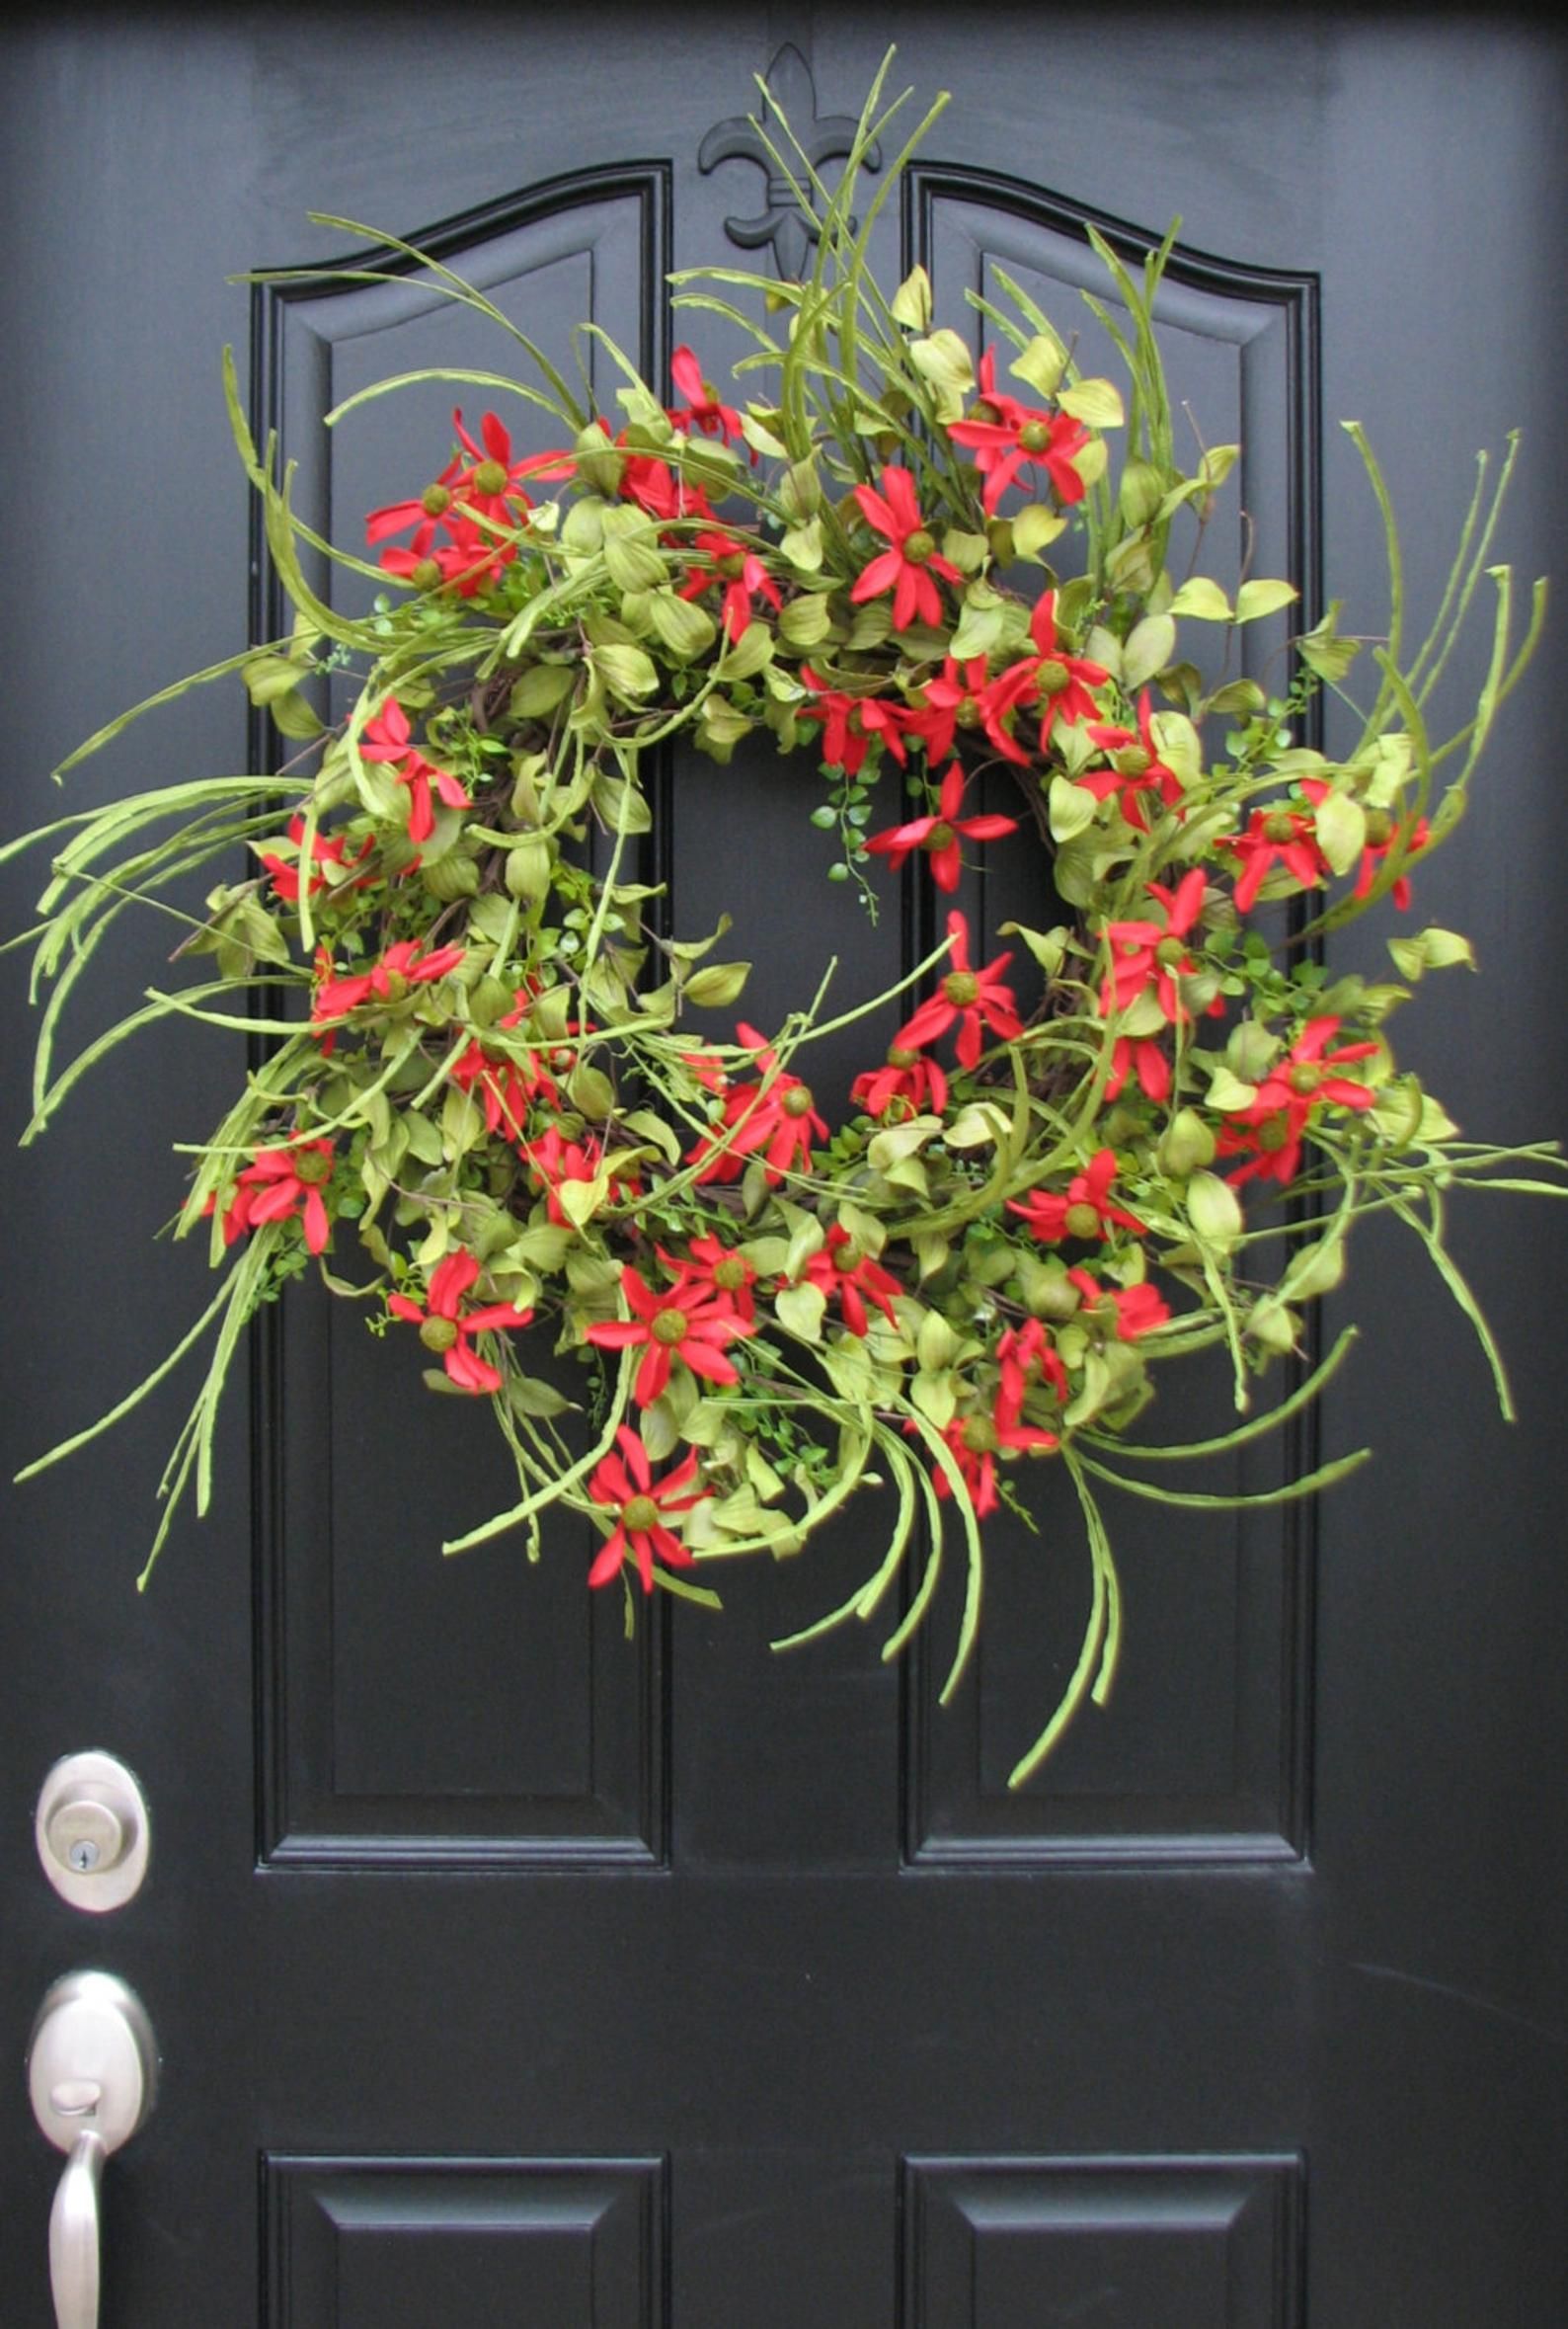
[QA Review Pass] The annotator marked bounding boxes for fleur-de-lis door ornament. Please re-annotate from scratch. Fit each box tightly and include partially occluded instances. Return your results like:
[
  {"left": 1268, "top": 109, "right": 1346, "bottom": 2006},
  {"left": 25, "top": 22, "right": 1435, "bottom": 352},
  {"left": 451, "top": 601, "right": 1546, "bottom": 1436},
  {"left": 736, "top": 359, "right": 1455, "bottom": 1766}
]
[{"left": 698, "top": 42, "right": 883, "bottom": 281}]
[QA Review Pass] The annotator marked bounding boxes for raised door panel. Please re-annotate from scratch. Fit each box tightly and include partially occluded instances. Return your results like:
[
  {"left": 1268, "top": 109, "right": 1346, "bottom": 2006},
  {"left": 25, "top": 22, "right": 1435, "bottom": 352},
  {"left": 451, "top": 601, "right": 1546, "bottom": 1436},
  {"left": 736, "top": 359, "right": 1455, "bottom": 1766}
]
[{"left": 256, "top": 173, "right": 670, "bottom": 1865}]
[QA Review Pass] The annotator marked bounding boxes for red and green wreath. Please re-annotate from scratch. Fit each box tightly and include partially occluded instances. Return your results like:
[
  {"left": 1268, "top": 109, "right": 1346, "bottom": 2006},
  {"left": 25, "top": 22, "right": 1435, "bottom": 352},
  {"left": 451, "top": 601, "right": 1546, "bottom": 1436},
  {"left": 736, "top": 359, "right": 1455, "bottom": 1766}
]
[{"left": 7, "top": 64, "right": 1558, "bottom": 1784}]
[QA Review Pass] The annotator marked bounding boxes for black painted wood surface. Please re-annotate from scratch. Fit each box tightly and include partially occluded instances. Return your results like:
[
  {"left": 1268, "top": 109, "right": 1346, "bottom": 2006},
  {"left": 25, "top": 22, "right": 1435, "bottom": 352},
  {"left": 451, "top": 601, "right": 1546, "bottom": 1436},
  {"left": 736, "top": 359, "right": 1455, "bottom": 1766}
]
[{"left": 2, "top": 11, "right": 1565, "bottom": 2323}]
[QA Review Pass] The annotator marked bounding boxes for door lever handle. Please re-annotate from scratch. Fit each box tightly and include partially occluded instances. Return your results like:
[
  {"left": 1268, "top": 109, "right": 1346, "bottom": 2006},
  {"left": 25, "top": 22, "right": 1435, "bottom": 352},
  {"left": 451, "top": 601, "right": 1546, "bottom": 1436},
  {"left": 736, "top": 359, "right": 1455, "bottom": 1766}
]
[
  {"left": 48, "top": 2129, "right": 105, "bottom": 2329},
  {"left": 28, "top": 1973, "right": 158, "bottom": 2329}
]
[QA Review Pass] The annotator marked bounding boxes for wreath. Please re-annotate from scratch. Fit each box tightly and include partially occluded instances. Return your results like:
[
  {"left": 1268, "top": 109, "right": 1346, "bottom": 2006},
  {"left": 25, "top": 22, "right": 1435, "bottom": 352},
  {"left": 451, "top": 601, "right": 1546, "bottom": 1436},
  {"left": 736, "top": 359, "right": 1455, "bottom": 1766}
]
[{"left": 7, "top": 62, "right": 1560, "bottom": 1786}]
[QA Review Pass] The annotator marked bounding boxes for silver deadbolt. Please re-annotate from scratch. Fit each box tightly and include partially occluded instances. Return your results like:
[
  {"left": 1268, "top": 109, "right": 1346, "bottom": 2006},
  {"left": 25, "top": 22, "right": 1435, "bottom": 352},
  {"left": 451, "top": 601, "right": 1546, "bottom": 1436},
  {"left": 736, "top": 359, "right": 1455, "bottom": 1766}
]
[{"left": 37, "top": 1753, "right": 150, "bottom": 1912}]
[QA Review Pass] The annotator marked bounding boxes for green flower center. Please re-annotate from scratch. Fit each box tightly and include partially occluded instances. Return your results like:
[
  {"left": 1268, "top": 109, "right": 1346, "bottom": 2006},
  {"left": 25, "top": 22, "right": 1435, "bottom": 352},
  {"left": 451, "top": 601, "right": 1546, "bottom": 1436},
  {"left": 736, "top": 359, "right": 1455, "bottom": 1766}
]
[
  {"left": 1018, "top": 420, "right": 1052, "bottom": 454},
  {"left": 411, "top": 558, "right": 443, "bottom": 592},
  {"left": 471, "top": 459, "right": 509, "bottom": 497},
  {"left": 1115, "top": 746, "right": 1152, "bottom": 777},
  {"left": 926, "top": 822, "right": 956, "bottom": 852},
  {"left": 961, "top": 1413, "right": 998, "bottom": 1455},
  {"left": 716, "top": 551, "right": 748, "bottom": 580},
  {"left": 1259, "top": 1115, "right": 1293, "bottom": 1151},
  {"left": 1064, "top": 1201, "right": 1102, "bottom": 1240},
  {"left": 422, "top": 484, "right": 452, "bottom": 517},
  {"left": 1289, "top": 1064, "right": 1323, "bottom": 1095},
  {"left": 652, "top": 1309, "right": 689, "bottom": 1345},
  {"left": 420, "top": 1317, "right": 459, "bottom": 1353},
  {"left": 903, "top": 527, "right": 936, "bottom": 566},
  {"left": 381, "top": 970, "right": 410, "bottom": 1003},
  {"left": 714, "top": 1257, "right": 747, "bottom": 1291},
  {"left": 293, "top": 1148, "right": 331, "bottom": 1185},
  {"left": 955, "top": 698, "right": 982, "bottom": 729},
  {"left": 943, "top": 971, "right": 980, "bottom": 1007},
  {"left": 1365, "top": 809, "right": 1393, "bottom": 845},
  {"left": 1263, "top": 811, "right": 1298, "bottom": 843},
  {"left": 623, "top": 1494, "right": 660, "bottom": 1533},
  {"left": 782, "top": 1084, "right": 816, "bottom": 1118},
  {"left": 888, "top": 1044, "right": 920, "bottom": 1069},
  {"left": 1037, "top": 659, "right": 1071, "bottom": 697},
  {"left": 1154, "top": 936, "right": 1188, "bottom": 970}
]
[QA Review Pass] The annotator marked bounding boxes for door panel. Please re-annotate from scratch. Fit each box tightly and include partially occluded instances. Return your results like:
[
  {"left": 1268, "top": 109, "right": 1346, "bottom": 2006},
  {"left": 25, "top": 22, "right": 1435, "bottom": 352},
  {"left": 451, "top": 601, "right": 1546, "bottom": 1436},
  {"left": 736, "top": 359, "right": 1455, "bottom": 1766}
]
[{"left": 3, "top": 12, "right": 1565, "bottom": 2325}]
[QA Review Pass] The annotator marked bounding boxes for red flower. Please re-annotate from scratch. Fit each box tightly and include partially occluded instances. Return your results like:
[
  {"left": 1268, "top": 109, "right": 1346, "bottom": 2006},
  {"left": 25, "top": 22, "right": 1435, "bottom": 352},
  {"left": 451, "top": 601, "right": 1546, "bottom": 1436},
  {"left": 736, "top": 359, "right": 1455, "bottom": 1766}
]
[
  {"left": 946, "top": 348, "right": 1091, "bottom": 516},
  {"left": 1223, "top": 804, "right": 1331, "bottom": 915},
  {"left": 850, "top": 1041, "right": 949, "bottom": 1122},
  {"left": 864, "top": 761, "right": 1018, "bottom": 893},
  {"left": 1105, "top": 1035, "right": 1173, "bottom": 1107},
  {"left": 1007, "top": 1148, "right": 1146, "bottom": 1245},
  {"left": 687, "top": 1023, "right": 828, "bottom": 1186},
  {"left": 449, "top": 408, "right": 557, "bottom": 524},
  {"left": 1216, "top": 1017, "right": 1379, "bottom": 1186},
  {"left": 387, "top": 1249, "right": 534, "bottom": 1395},
  {"left": 1299, "top": 780, "right": 1431, "bottom": 911},
  {"left": 917, "top": 1393, "right": 1058, "bottom": 1519},
  {"left": 848, "top": 465, "right": 963, "bottom": 632},
  {"left": 359, "top": 699, "right": 469, "bottom": 845},
  {"left": 1099, "top": 868, "right": 1209, "bottom": 1020},
  {"left": 587, "top": 1426, "right": 708, "bottom": 1594},
  {"left": 448, "top": 1031, "right": 554, "bottom": 1143},
  {"left": 1065, "top": 1269, "right": 1171, "bottom": 1341},
  {"left": 311, "top": 939, "right": 466, "bottom": 1039},
  {"left": 666, "top": 346, "right": 749, "bottom": 450},
  {"left": 1027, "top": 591, "right": 1110, "bottom": 744},
  {"left": 676, "top": 527, "right": 783, "bottom": 640},
  {"left": 995, "top": 1317, "right": 1069, "bottom": 1423},
  {"left": 621, "top": 453, "right": 716, "bottom": 528},
  {"left": 800, "top": 1225, "right": 903, "bottom": 1338},
  {"left": 518, "top": 1128, "right": 643, "bottom": 1227},
  {"left": 367, "top": 413, "right": 570, "bottom": 595},
  {"left": 1082, "top": 692, "right": 1186, "bottom": 829},
  {"left": 897, "top": 910, "right": 1023, "bottom": 1071},
  {"left": 365, "top": 450, "right": 465, "bottom": 559},
  {"left": 797, "top": 668, "right": 912, "bottom": 774},
  {"left": 903, "top": 653, "right": 1033, "bottom": 767},
  {"left": 216, "top": 1140, "right": 335, "bottom": 1256},
  {"left": 660, "top": 1235, "right": 759, "bottom": 1326},
  {"left": 584, "top": 1264, "right": 752, "bottom": 1406},
  {"left": 375, "top": 515, "right": 508, "bottom": 599},
  {"left": 258, "top": 814, "right": 373, "bottom": 904}
]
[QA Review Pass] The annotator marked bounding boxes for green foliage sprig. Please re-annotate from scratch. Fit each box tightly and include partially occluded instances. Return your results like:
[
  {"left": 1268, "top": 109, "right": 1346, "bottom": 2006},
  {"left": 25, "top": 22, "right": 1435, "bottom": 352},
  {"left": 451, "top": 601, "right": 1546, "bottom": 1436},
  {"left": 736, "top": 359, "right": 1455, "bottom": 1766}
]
[{"left": 6, "top": 56, "right": 1560, "bottom": 1785}]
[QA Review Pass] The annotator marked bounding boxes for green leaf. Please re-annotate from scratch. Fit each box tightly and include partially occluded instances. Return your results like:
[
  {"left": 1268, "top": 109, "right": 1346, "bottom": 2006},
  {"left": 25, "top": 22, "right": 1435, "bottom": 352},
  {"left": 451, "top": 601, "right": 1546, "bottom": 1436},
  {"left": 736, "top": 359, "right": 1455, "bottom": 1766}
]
[
  {"left": 1167, "top": 577, "right": 1232, "bottom": 621},
  {"left": 1234, "top": 577, "right": 1298, "bottom": 623},
  {"left": 891, "top": 264, "right": 933, "bottom": 330},
  {"left": 1056, "top": 376, "right": 1124, "bottom": 429},
  {"left": 592, "top": 643, "right": 660, "bottom": 702},
  {"left": 908, "top": 328, "right": 976, "bottom": 421},
  {"left": 1313, "top": 787, "right": 1368, "bottom": 878},
  {"left": 1010, "top": 333, "right": 1067, "bottom": 401},
  {"left": 510, "top": 662, "right": 577, "bottom": 718},
  {"left": 507, "top": 1375, "right": 576, "bottom": 1419},
  {"left": 1185, "top": 1170, "right": 1244, "bottom": 1252},
  {"left": 775, "top": 1281, "right": 826, "bottom": 1342},
  {"left": 1008, "top": 504, "right": 1066, "bottom": 562},
  {"left": 1048, "top": 774, "right": 1097, "bottom": 843},
  {"left": 780, "top": 519, "right": 823, "bottom": 572},
  {"left": 648, "top": 591, "right": 717, "bottom": 662},
  {"left": 949, "top": 592, "right": 1004, "bottom": 661},
  {"left": 682, "top": 960, "right": 752, "bottom": 1008},
  {"left": 1122, "top": 614, "right": 1175, "bottom": 691}
]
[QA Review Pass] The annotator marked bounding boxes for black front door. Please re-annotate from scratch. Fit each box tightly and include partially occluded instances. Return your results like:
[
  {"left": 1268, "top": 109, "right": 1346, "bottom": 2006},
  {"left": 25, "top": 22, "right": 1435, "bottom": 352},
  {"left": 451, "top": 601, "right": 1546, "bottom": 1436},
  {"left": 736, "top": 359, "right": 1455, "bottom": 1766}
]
[{"left": 3, "top": 12, "right": 1565, "bottom": 2324}]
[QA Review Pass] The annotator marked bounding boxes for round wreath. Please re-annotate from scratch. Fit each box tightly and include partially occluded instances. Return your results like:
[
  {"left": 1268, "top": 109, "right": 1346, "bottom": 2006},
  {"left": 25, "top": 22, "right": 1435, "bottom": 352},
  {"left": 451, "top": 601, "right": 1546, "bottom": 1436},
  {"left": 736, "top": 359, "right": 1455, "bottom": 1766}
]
[{"left": 8, "top": 66, "right": 1561, "bottom": 1785}]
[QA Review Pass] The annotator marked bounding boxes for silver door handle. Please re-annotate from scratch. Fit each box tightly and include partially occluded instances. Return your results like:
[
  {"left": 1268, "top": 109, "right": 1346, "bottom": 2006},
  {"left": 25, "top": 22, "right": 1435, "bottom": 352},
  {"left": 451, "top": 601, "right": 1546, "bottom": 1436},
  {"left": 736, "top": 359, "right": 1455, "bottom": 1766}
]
[
  {"left": 28, "top": 1973, "right": 158, "bottom": 2329},
  {"left": 49, "top": 2129, "right": 105, "bottom": 2329}
]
